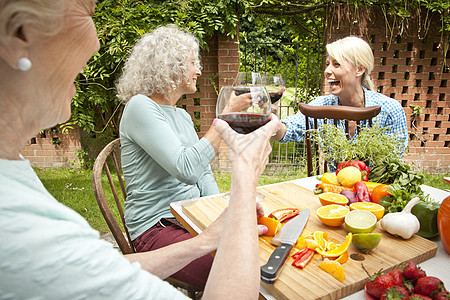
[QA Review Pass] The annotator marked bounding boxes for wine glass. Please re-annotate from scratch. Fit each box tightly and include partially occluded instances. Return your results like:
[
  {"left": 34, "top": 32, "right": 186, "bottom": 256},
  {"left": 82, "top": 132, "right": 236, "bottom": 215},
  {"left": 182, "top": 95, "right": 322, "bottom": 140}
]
[
  {"left": 216, "top": 85, "right": 271, "bottom": 134},
  {"left": 262, "top": 73, "right": 285, "bottom": 104},
  {"left": 233, "top": 72, "right": 263, "bottom": 87}
]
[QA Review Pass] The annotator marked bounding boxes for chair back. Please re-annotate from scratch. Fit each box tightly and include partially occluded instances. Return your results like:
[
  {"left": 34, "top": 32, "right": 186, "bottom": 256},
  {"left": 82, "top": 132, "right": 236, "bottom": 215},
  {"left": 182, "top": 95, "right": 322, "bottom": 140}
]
[
  {"left": 92, "top": 138, "right": 135, "bottom": 254},
  {"left": 298, "top": 103, "right": 381, "bottom": 176},
  {"left": 92, "top": 138, "right": 201, "bottom": 299}
]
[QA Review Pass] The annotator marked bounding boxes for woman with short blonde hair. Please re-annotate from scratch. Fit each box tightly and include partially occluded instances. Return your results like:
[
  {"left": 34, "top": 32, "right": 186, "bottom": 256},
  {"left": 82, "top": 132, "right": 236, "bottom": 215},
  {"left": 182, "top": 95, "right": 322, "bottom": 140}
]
[{"left": 273, "top": 36, "right": 408, "bottom": 160}]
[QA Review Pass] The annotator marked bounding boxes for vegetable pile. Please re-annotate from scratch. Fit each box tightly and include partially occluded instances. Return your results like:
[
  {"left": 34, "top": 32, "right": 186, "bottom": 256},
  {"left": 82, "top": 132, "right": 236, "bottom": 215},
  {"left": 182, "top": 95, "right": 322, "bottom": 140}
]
[
  {"left": 315, "top": 156, "right": 441, "bottom": 240},
  {"left": 364, "top": 260, "right": 448, "bottom": 300}
]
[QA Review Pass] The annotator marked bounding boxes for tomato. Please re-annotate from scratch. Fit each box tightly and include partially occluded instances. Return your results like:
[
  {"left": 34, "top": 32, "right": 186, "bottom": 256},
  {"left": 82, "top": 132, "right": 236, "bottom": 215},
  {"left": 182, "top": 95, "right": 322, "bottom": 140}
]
[{"left": 371, "top": 184, "right": 391, "bottom": 204}]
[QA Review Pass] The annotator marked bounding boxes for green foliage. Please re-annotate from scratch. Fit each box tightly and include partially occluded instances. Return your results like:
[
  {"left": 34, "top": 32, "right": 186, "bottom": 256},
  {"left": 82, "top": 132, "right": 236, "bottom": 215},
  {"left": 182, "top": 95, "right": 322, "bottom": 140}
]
[
  {"left": 238, "top": 11, "right": 323, "bottom": 106},
  {"left": 68, "top": 0, "right": 448, "bottom": 138},
  {"left": 72, "top": 0, "right": 245, "bottom": 134},
  {"left": 311, "top": 123, "right": 403, "bottom": 167}
]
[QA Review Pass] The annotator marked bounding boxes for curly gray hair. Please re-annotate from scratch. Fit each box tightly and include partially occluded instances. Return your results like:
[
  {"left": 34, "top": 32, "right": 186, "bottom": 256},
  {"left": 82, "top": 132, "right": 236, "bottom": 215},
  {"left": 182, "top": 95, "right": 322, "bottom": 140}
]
[
  {"left": 116, "top": 24, "right": 202, "bottom": 103},
  {"left": 0, "top": 0, "right": 66, "bottom": 42}
]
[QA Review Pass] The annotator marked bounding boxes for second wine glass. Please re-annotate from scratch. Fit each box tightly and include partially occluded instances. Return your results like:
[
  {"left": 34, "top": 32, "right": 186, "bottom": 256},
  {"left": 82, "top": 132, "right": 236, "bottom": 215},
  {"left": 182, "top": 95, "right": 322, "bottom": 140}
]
[
  {"left": 233, "top": 72, "right": 262, "bottom": 87},
  {"left": 262, "top": 73, "right": 285, "bottom": 104},
  {"left": 216, "top": 85, "right": 271, "bottom": 134}
]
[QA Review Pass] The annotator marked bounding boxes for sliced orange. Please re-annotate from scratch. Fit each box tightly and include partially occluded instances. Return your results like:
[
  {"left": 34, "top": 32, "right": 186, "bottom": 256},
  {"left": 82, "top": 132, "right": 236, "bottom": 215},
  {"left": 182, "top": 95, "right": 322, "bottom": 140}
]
[
  {"left": 295, "top": 236, "right": 306, "bottom": 250},
  {"left": 316, "top": 233, "right": 352, "bottom": 258},
  {"left": 349, "top": 202, "right": 385, "bottom": 221},
  {"left": 319, "top": 260, "right": 345, "bottom": 282},
  {"left": 316, "top": 205, "right": 350, "bottom": 227},
  {"left": 305, "top": 238, "right": 318, "bottom": 250},
  {"left": 314, "top": 231, "right": 329, "bottom": 251},
  {"left": 326, "top": 242, "right": 338, "bottom": 251},
  {"left": 318, "top": 192, "right": 349, "bottom": 206},
  {"left": 335, "top": 251, "right": 349, "bottom": 264},
  {"left": 257, "top": 216, "right": 282, "bottom": 237}
]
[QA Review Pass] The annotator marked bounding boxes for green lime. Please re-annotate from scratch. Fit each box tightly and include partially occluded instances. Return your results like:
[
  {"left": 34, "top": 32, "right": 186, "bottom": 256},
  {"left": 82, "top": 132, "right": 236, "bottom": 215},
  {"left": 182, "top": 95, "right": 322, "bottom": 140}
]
[
  {"left": 352, "top": 233, "right": 382, "bottom": 253},
  {"left": 344, "top": 210, "right": 377, "bottom": 233}
]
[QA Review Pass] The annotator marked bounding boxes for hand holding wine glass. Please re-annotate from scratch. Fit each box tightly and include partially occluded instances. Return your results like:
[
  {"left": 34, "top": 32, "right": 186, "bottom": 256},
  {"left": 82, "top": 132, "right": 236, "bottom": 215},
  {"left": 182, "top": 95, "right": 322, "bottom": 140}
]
[
  {"left": 262, "top": 73, "right": 285, "bottom": 104},
  {"left": 216, "top": 86, "right": 272, "bottom": 134}
]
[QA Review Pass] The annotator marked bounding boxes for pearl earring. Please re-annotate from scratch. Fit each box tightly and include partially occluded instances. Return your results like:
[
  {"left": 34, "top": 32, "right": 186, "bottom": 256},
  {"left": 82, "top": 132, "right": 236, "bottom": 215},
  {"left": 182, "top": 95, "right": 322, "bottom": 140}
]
[{"left": 17, "top": 57, "right": 32, "bottom": 71}]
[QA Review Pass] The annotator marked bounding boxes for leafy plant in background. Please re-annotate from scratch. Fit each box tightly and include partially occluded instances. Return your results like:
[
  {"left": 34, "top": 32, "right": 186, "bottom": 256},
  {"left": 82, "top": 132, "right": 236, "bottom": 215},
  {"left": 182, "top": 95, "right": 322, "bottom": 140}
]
[
  {"left": 311, "top": 123, "right": 403, "bottom": 168},
  {"left": 73, "top": 0, "right": 246, "bottom": 135}
]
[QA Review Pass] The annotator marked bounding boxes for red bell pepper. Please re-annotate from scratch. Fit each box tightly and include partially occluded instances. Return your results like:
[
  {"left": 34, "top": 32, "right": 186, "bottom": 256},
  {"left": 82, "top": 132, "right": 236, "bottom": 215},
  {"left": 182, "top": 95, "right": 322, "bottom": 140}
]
[
  {"left": 354, "top": 181, "right": 371, "bottom": 202},
  {"left": 268, "top": 208, "right": 300, "bottom": 223},
  {"left": 336, "top": 160, "right": 370, "bottom": 181},
  {"left": 291, "top": 248, "right": 315, "bottom": 269}
]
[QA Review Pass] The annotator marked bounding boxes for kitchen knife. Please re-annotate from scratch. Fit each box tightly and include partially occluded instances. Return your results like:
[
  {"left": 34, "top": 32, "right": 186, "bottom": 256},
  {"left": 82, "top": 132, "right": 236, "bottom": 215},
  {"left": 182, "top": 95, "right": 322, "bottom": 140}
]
[{"left": 260, "top": 208, "right": 310, "bottom": 284}]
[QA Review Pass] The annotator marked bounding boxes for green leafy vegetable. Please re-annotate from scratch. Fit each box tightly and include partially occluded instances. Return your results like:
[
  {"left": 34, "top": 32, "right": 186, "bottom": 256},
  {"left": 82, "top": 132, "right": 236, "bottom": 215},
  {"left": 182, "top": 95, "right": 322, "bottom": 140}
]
[{"left": 369, "top": 157, "right": 424, "bottom": 196}]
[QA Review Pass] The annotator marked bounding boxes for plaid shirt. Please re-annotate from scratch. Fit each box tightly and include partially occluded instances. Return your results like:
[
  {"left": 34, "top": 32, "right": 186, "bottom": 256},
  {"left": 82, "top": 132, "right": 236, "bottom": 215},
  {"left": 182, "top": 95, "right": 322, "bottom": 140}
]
[{"left": 280, "top": 88, "right": 408, "bottom": 155}]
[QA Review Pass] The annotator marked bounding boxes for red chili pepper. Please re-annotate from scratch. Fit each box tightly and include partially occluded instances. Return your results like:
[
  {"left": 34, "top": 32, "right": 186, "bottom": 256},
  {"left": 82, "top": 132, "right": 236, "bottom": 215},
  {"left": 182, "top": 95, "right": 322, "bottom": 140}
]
[
  {"left": 291, "top": 248, "right": 309, "bottom": 260},
  {"left": 354, "top": 181, "right": 371, "bottom": 202},
  {"left": 292, "top": 248, "right": 315, "bottom": 269},
  {"left": 268, "top": 208, "right": 300, "bottom": 223},
  {"left": 336, "top": 160, "right": 370, "bottom": 181}
]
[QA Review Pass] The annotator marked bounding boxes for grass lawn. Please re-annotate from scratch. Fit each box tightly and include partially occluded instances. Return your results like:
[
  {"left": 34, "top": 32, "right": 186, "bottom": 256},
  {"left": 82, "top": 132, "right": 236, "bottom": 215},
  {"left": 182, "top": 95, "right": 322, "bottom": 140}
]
[{"left": 35, "top": 167, "right": 449, "bottom": 234}]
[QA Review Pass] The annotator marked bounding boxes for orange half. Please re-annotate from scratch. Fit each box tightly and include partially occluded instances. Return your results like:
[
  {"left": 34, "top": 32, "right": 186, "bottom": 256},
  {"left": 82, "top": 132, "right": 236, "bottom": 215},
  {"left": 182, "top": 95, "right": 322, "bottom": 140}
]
[
  {"left": 349, "top": 202, "right": 385, "bottom": 221},
  {"left": 316, "top": 205, "right": 350, "bottom": 227},
  {"left": 318, "top": 192, "right": 349, "bottom": 206}
]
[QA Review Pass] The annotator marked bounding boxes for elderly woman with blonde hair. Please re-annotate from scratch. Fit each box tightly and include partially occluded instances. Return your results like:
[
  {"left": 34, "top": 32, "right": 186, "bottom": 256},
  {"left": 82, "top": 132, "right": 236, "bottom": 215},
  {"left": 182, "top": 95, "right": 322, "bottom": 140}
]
[
  {"left": 0, "top": 0, "right": 281, "bottom": 298},
  {"left": 116, "top": 25, "right": 256, "bottom": 290},
  {"left": 273, "top": 36, "right": 408, "bottom": 158}
]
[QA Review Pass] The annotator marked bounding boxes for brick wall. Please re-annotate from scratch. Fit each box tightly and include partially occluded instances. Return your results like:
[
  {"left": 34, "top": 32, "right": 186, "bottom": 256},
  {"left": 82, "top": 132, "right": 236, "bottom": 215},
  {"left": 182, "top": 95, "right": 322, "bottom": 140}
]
[
  {"left": 325, "top": 4, "right": 450, "bottom": 173},
  {"left": 22, "top": 125, "right": 81, "bottom": 168}
]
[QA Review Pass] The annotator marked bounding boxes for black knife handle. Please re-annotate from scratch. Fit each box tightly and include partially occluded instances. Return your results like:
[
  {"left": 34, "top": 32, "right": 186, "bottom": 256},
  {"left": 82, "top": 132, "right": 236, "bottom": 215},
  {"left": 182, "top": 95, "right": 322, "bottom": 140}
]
[{"left": 260, "top": 243, "right": 293, "bottom": 284}]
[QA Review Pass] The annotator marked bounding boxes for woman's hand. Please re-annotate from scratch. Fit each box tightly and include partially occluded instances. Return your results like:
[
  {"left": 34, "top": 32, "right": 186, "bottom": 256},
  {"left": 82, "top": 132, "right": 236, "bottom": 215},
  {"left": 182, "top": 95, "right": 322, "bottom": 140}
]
[{"left": 222, "top": 92, "right": 253, "bottom": 114}]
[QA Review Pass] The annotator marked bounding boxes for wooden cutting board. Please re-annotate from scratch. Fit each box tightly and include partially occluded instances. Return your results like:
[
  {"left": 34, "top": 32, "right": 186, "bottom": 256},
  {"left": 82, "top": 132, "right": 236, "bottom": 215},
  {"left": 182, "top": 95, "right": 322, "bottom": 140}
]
[{"left": 182, "top": 182, "right": 438, "bottom": 300}]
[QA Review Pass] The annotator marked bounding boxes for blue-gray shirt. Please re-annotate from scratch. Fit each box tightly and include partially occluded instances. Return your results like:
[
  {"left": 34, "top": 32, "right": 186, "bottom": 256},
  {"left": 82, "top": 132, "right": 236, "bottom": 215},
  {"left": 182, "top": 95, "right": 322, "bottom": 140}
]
[{"left": 119, "top": 94, "right": 219, "bottom": 240}]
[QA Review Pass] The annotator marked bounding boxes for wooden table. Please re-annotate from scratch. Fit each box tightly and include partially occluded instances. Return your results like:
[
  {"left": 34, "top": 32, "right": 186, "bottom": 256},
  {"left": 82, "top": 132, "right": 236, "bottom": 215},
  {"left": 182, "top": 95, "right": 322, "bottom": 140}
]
[{"left": 170, "top": 177, "right": 450, "bottom": 299}]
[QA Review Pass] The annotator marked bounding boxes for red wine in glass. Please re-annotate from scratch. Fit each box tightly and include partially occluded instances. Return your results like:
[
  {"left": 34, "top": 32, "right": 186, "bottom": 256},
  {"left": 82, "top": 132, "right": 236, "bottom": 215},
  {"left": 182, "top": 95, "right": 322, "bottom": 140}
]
[
  {"left": 233, "top": 87, "right": 251, "bottom": 96},
  {"left": 218, "top": 113, "right": 270, "bottom": 134},
  {"left": 269, "top": 91, "right": 283, "bottom": 104}
]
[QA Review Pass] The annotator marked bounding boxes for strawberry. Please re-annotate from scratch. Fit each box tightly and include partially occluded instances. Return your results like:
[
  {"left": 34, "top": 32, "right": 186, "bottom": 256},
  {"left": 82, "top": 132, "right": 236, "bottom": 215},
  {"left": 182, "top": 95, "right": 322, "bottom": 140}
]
[
  {"left": 417, "top": 268, "right": 427, "bottom": 278},
  {"left": 410, "top": 294, "right": 432, "bottom": 300},
  {"left": 403, "top": 261, "right": 420, "bottom": 279},
  {"left": 412, "top": 268, "right": 428, "bottom": 285},
  {"left": 435, "top": 291, "right": 450, "bottom": 300},
  {"left": 365, "top": 271, "right": 396, "bottom": 299},
  {"left": 389, "top": 270, "right": 404, "bottom": 286},
  {"left": 380, "top": 285, "right": 410, "bottom": 300},
  {"left": 414, "top": 276, "right": 446, "bottom": 298}
]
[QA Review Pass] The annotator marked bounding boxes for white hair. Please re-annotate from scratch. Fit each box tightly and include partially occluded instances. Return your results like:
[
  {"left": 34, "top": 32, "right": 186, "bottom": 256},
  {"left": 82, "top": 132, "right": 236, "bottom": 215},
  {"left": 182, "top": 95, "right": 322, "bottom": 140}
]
[
  {"left": 116, "top": 24, "right": 202, "bottom": 103},
  {"left": 0, "top": 0, "right": 66, "bottom": 43},
  {"left": 326, "top": 36, "right": 376, "bottom": 91}
]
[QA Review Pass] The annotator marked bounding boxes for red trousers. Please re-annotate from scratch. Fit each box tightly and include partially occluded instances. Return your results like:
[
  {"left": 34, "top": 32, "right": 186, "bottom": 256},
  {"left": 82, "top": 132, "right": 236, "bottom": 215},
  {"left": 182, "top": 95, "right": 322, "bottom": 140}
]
[{"left": 133, "top": 219, "right": 213, "bottom": 290}]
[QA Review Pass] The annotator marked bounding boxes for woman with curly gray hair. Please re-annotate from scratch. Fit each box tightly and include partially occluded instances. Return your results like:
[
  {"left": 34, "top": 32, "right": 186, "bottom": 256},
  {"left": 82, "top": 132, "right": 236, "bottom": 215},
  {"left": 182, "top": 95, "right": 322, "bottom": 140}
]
[
  {"left": 0, "top": 0, "right": 280, "bottom": 297},
  {"left": 117, "top": 25, "right": 254, "bottom": 290}
]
